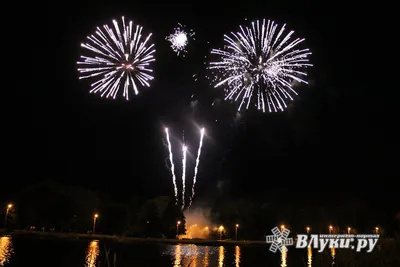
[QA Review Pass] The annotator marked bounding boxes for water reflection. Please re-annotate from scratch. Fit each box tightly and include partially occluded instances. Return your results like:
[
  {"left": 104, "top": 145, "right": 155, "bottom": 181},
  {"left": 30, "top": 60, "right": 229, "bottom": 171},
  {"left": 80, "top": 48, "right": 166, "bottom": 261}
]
[
  {"left": 307, "top": 246, "right": 312, "bottom": 267},
  {"left": 330, "top": 247, "right": 336, "bottom": 265},
  {"left": 0, "top": 236, "right": 13, "bottom": 266},
  {"left": 281, "top": 246, "right": 287, "bottom": 267},
  {"left": 191, "top": 245, "right": 198, "bottom": 267},
  {"left": 203, "top": 246, "right": 209, "bottom": 266},
  {"left": 235, "top": 246, "right": 241, "bottom": 267},
  {"left": 85, "top": 240, "right": 100, "bottom": 267},
  {"left": 218, "top": 246, "right": 225, "bottom": 266},
  {"left": 170, "top": 244, "right": 207, "bottom": 266},
  {"left": 174, "top": 245, "right": 181, "bottom": 267},
  {"left": 164, "top": 244, "right": 231, "bottom": 266}
]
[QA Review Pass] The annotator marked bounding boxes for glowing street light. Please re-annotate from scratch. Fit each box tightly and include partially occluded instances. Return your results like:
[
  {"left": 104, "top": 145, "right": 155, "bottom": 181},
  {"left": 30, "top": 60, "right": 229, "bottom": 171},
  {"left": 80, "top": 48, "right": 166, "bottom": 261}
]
[
  {"left": 347, "top": 227, "right": 351, "bottom": 235},
  {"left": 235, "top": 224, "right": 239, "bottom": 240},
  {"left": 280, "top": 225, "right": 285, "bottom": 231},
  {"left": 329, "top": 225, "right": 333, "bottom": 234},
  {"left": 176, "top": 221, "right": 181, "bottom": 237},
  {"left": 375, "top": 227, "right": 379, "bottom": 234},
  {"left": 219, "top": 225, "right": 224, "bottom": 240},
  {"left": 93, "top": 214, "right": 98, "bottom": 234},
  {"left": 4, "top": 203, "right": 13, "bottom": 228},
  {"left": 306, "top": 226, "right": 310, "bottom": 234}
]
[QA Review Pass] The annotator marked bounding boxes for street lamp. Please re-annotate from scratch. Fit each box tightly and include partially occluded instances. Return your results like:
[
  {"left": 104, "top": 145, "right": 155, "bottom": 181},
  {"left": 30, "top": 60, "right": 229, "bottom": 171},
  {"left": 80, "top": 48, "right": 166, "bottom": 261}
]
[
  {"left": 235, "top": 224, "right": 239, "bottom": 240},
  {"left": 375, "top": 227, "right": 379, "bottom": 234},
  {"left": 4, "top": 204, "right": 13, "bottom": 228},
  {"left": 306, "top": 226, "right": 310, "bottom": 234},
  {"left": 219, "top": 225, "right": 224, "bottom": 240},
  {"left": 93, "top": 214, "right": 98, "bottom": 234},
  {"left": 280, "top": 225, "right": 285, "bottom": 231},
  {"left": 176, "top": 221, "right": 181, "bottom": 237},
  {"left": 347, "top": 227, "right": 351, "bottom": 235},
  {"left": 329, "top": 225, "right": 333, "bottom": 234}
]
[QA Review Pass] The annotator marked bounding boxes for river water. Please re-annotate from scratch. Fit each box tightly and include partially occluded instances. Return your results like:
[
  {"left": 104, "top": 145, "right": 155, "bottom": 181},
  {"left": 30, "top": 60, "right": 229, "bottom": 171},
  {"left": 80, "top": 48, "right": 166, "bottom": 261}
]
[{"left": 0, "top": 235, "right": 328, "bottom": 267}]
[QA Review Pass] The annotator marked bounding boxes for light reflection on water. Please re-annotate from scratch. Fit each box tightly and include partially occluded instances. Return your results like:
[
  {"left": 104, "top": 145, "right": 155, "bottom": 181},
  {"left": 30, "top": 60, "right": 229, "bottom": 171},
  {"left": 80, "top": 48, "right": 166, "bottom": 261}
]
[
  {"left": 281, "top": 246, "right": 287, "bottom": 267},
  {"left": 307, "top": 246, "right": 312, "bottom": 267},
  {"left": 170, "top": 244, "right": 209, "bottom": 266},
  {"left": 174, "top": 245, "right": 181, "bottom": 267},
  {"left": 0, "top": 236, "right": 343, "bottom": 266},
  {"left": 235, "top": 246, "right": 240, "bottom": 267},
  {"left": 218, "top": 246, "right": 224, "bottom": 266},
  {"left": 85, "top": 240, "right": 100, "bottom": 267},
  {"left": 0, "top": 236, "right": 13, "bottom": 266},
  {"left": 204, "top": 246, "right": 209, "bottom": 266},
  {"left": 331, "top": 247, "right": 336, "bottom": 265},
  {"left": 164, "top": 244, "right": 242, "bottom": 266}
]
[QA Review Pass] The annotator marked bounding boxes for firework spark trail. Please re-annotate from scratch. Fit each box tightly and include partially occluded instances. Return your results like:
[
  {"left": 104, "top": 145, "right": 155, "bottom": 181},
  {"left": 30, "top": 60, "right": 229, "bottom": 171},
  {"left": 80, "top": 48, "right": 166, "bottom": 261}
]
[
  {"left": 166, "top": 23, "right": 195, "bottom": 56},
  {"left": 77, "top": 16, "right": 156, "bottom": 100},
  {"left": 188, "top": 128, "right": 205, "bottom": 208},
  {"left": 181, "top": 145, "right": 187, "bottom": 210},
  {"left": 165, "top": 128, "right": 178, "bottom": 203},
  {"left": 207, "top": 19, "right": 312, "bottom": 112}
]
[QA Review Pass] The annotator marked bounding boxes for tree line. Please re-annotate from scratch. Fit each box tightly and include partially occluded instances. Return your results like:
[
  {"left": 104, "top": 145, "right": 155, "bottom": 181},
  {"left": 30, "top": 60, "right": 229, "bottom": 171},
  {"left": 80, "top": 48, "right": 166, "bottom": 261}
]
[{"left": 1, "top": 181, "right": 399, "bottom": 239}]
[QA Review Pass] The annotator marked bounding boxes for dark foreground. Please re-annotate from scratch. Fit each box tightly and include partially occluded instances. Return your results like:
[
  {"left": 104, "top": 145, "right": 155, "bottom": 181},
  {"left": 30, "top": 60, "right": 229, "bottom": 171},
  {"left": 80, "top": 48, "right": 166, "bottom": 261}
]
[
  {"left": 8, "top": 230, "right": 269, "bottom": 246},
  {"left": 0, "top": 233, "right": 399, "bottom": 267}
]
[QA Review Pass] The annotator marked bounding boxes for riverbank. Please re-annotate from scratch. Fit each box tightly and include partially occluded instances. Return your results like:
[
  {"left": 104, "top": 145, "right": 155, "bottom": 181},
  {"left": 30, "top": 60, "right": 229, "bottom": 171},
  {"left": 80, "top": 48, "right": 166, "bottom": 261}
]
[{"left": 8, "top": 230, "right": 269, "bottom": 246}]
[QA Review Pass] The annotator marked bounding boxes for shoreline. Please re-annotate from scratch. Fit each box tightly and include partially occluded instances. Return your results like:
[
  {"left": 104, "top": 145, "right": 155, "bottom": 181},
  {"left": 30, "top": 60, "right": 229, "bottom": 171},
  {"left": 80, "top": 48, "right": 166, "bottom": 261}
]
[
  {"left": 7, "top": 230, "right": 269, "bottom": 246},
  {"left": 4, "top": 230, "right": 397, "bottom": 247}
]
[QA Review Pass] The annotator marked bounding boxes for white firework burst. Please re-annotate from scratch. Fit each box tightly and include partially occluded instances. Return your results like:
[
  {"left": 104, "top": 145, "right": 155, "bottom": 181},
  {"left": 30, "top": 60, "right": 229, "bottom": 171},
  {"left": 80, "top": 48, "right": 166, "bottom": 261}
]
[
  {"left": 207, "top": 19, "right": 312, "bottom": 112},
  {"left": 77, "top": 16, "right": 156, "bottom": 100},
  {"left": 166, "top": 23, "right": 195, "bottom": 56}
]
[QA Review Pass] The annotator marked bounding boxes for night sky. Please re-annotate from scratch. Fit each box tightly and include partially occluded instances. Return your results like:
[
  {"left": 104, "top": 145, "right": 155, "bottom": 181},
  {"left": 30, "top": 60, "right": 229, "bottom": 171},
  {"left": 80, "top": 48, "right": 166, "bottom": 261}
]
[{"left": 7, "top": 1, "right": 397, "bottom": 210}]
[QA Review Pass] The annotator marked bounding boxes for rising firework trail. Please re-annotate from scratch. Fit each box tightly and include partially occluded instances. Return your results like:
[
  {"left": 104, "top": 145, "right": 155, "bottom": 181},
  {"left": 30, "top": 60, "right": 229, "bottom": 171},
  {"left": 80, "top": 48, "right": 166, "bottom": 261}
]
[
  {"left": 207, "top": 19, "right": 312, "bottom": 112},
  {"left": 163, "top": 128, "right": 206, "bottom": 209},
  {"left": 188, "top": 128, "right": 205, "bottom": 208},
  {"left": 165, "top": 128, "right": 178, "bottom": 203},
  {"left": 181, "top": 144, "right": 187, "bottom": 210},
  {"left": 77, "top": 16, "right": 156, "bottom": 100}
]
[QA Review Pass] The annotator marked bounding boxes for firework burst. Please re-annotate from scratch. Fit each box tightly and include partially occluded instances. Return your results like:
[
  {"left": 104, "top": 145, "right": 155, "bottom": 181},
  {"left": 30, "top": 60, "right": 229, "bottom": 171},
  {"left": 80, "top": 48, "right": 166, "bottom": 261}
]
[
  {"left": 207, "top": 19, "right": 312, "bottom": 112},
  {"left": 166, "top": 23, "right": 195, "bottom": 56},
  {"left": 77, "top": 16, "right": 156, "bottom": 100}
]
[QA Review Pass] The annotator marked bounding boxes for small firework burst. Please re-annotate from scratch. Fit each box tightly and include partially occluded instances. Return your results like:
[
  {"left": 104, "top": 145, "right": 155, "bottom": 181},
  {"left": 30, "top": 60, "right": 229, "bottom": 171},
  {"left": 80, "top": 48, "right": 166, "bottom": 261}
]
[{"left": 166, "top": 23, "right": 195, "bottom": 56}]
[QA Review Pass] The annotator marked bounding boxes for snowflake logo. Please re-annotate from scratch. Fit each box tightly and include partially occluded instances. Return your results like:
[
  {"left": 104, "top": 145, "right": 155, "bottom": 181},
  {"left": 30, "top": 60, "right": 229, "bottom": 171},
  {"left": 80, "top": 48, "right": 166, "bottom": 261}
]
[{"left": 266, "top": 226, "right": 294, "bottom": 252}]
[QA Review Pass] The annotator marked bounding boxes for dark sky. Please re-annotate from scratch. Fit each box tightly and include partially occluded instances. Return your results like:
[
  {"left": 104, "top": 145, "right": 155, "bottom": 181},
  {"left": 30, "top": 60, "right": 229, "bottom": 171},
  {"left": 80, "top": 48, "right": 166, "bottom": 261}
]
[{"left": 7, "top": 1, "right": 397, "bottom": 206}]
